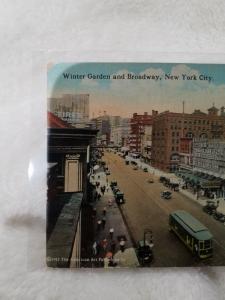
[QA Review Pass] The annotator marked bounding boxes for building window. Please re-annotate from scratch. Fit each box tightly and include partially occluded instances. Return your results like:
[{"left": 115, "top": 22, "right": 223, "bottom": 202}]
[
  {"left": 200, "top": 133, "right": 208, "bottom": 138},
  {"left": 186, "top": 132, "right": 193, "bottom": 138}
]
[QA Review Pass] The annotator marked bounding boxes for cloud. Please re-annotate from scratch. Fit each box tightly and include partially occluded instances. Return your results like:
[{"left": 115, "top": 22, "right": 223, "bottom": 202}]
[
  {"left": 90, "top": 65, "right": 225, "bottom": 116},
  {"left": 52, "top": 64, "right": 225, "bottom": 118}
]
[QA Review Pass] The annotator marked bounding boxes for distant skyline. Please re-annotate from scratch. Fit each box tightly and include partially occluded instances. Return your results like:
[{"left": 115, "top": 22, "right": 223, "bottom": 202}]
[{"left": 48, "top": 63, "right": 225, "bottom": 118}]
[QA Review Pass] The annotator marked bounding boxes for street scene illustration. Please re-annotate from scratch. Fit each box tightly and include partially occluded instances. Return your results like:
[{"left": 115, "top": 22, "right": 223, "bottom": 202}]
[{"left": 47, "top": 63, "right": 225, "bottom": 268}]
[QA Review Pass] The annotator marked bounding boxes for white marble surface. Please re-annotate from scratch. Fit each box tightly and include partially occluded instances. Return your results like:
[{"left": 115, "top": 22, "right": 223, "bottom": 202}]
[{"left": 1, "top": 1, "right": 225, "bottom": 299}]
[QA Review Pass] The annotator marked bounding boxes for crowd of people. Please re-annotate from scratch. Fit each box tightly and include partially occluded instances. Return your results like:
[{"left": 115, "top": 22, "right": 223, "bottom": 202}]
[{"left": 90, "top": 170, "right": 127, "bottom": 268}]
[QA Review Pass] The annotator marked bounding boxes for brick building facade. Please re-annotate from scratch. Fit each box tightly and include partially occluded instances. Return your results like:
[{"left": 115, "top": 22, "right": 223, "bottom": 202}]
[
  {"left": 151, "top": 106, "right": 225, "bottom": 172},
  {"left": 129, "top": 112, "right": 153, "bottom": 153}
]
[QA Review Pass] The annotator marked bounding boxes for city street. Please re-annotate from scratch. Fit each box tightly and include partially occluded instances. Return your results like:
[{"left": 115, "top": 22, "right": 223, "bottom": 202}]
[{"left": 104, "top": 151, "right": 225, "bottom": 267}]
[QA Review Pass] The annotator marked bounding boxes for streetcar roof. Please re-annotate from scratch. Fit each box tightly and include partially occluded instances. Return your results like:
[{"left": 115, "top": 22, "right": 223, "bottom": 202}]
[{"left": 170, "top": 210, "right": 213, "bottom": 240}]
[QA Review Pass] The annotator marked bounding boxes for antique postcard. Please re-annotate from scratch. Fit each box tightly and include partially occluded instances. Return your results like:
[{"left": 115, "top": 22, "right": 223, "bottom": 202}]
[{"left": 47, "top": 63, "right": 225, "bottom": 268}]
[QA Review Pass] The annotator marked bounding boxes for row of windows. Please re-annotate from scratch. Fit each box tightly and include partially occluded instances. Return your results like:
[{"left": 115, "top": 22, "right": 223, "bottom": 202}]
[
  {"left": 171, "top": 125, "right": 210, "bottom": 130},
  {"left": 172, "top": 132, "right": 179, "bottom": 137},
  {"left": 171, "top": 146, "right": 179, "bottom": 151},
  {"left": 170, "top": 122, "right": 223, "bottom": 128},
  {"left": 172, "top": 139, "right": 179, "bottom": 144},
  {"left": 169, "top": 119, "right": 223, "bottom": 125}
]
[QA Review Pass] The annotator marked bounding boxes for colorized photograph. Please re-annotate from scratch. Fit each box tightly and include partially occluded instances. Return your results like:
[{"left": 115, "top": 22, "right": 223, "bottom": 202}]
[{"left": 47, "top": 63, "right": 225, "bottom": 268}]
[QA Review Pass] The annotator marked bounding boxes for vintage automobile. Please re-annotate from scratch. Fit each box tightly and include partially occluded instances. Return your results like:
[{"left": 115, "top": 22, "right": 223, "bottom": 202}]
[
  {"left": 170, "top": 183, "right": 179, "bottom": 191},
  {"left": 136, "top": 240, "right": 153, "bottom": 266},
  {"left": 143, "top": 167, "right": 148, "bottom": 172},
  {"left": 203, "top": 201, "right": 218, "bottom": 215},
  {"left": 125, "top": 160, "right": 129, "bottom": 165},
  {"left": 159, "top": 176, "right": 167, "bottom": 183},
  {"left": 213, "top": 211, "right": 225, "bottom": 223},
  {"left": 115, "top": 192, "right": 125, "bottom": 204},
  {"left": 105, "top": 170, "right": 110, "bottom": 175},
  {"left": 161, "top": 191, "right": 172, "bottom": 199},
  {"left": 110, "top": 181, "right": 117, "bottom": 188}
]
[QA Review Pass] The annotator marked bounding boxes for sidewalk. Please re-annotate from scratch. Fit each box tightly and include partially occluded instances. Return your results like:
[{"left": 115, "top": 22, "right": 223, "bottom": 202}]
[
  {"left": 127, "top": 155, "right": 225, "bottom": 214},
  {"left": 90, "top": 169, "right": 139, "bottom": 268},
  {"left": 179, "top": 187, "right": 225, "bottom": 214},
  {"left": 127, "top": 156, "right": 178, "bottom": 180}
]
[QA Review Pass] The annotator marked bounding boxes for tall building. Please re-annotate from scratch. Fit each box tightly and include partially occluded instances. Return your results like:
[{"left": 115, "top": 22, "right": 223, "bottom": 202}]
[
  {"left": 192, "top": 138, "right": 225, "bottom": 197},
  {"left": 48, "top": 94, "right": 89, "bottom": 125},
  {"left": 140, "top": 125, "right": 152, "bottom": 163},
  {"left": 91, "top": 115, "right": 111, "bottom": 145},
  {"left": 151, "top": 106, "right": 225, "bottom": 172},
  {"left": 110, "top": 117, "right": 131, "bottom": 147},
  {"left": 129, "top": 112, "right": 153, "bottom": 153},
  {"left": 193, "top": 138, "right": 225, "bottom": 180}
]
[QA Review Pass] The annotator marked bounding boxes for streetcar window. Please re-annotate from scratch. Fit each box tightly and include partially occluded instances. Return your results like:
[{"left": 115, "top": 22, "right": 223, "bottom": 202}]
[
  {"left": 204, "top": 240, "right": 211, "bottom": 249},
  {"left": 199, "top": 241, "right": 204, "bottom": 250}
]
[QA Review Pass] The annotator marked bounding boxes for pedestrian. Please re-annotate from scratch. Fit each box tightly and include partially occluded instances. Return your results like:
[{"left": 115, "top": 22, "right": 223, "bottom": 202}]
[
  {"left": 110, "top": 240, "right": 116, "bottom": 252},
  {"left": 97, "top": 219, "right": 102, "bottom": 231},
  {"left": 119, "top": 239, "right": 125, "bottom": 252},
  {"left": 108, "top": 199, "right": 113, "bottom": 206},
  {"left": 102, "top": 216, "right": 106, "bottom": 228},
  {"left": 101, "top": 186, "right": 105, "bottom": 195},
  {"left": 97, "top": 193, "right": 101, "bottom": 201},
  {"left": 109, "top": 228, "right": 114, "bottom": 239},
  {"left": 103, "top": 207, "right": 107, "bottom": 215},
  {"left": 101, "top": 185, "right": 106, "bottom": 195},
  {"left": 92, "top": 241, "right": 97, "bottom": 256}
]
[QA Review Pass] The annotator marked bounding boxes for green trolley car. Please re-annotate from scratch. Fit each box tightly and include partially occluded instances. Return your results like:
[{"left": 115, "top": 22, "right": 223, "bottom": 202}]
[{"left": 169, "top": 210, "right": 213, "bottom": 259}]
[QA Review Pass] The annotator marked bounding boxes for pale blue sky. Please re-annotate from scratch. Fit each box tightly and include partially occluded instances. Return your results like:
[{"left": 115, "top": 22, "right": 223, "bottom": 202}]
[{"left": 48, "top": 63, "right": 225, "bottom": 117}]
